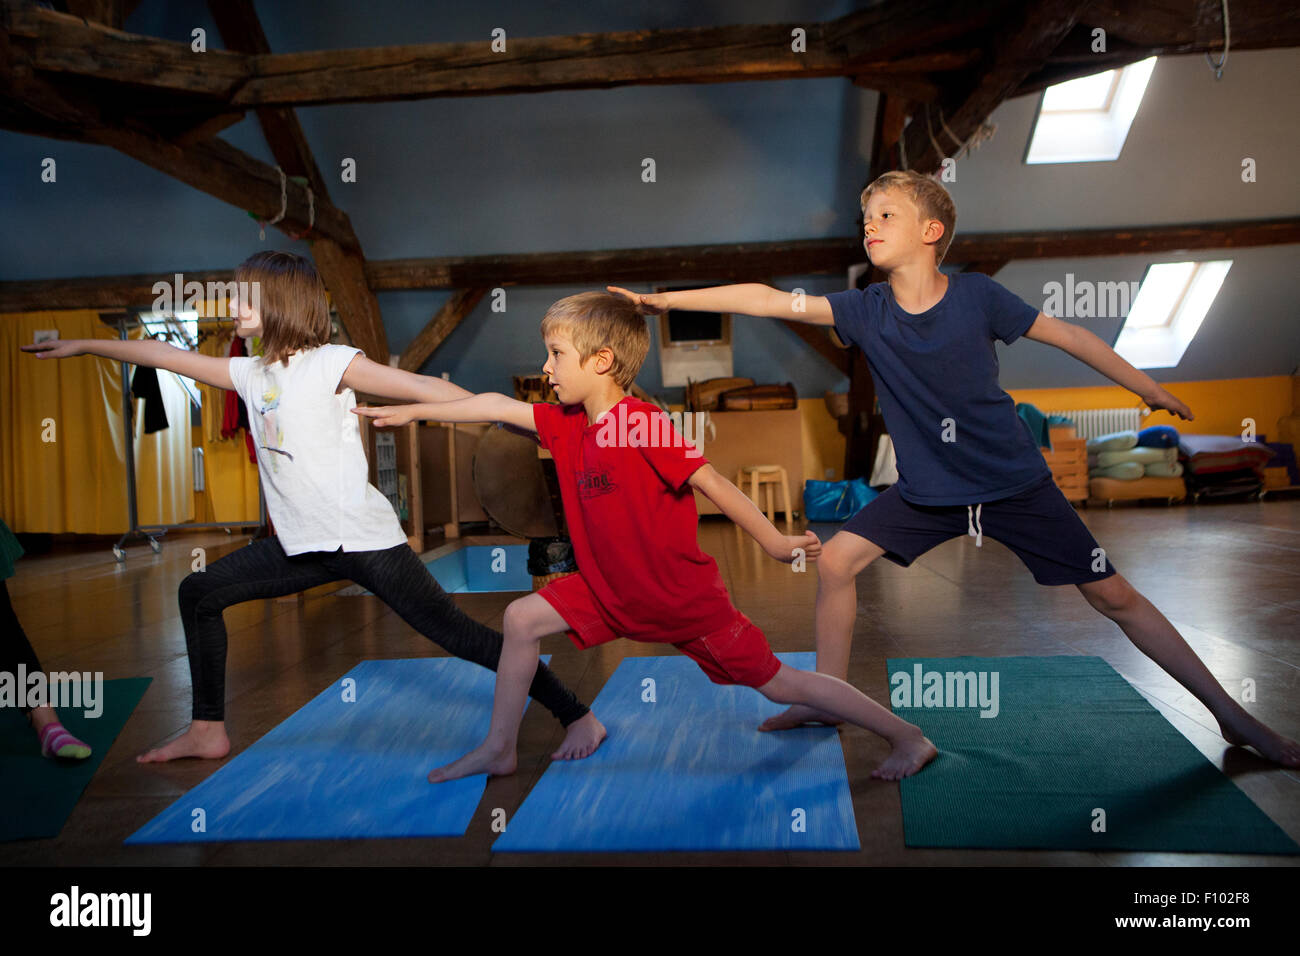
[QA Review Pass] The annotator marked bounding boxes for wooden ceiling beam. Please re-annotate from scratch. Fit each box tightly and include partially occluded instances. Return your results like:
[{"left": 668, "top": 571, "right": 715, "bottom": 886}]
[
  {"left": 3, "top": 2, "right": 247, "bottom": 97},
  {"left": 0, "top": 0, "right": 1024, "bottom": 112},
  {"left": 1087, "top": 0, "right": 1300, "bottom": 50},
  {"left": 60, "top": 0, "right": 139, "bottom": 31},
  {"left": 7, "top": 217, "right": 1296, "bottom": 312},
  {"left": 8, "top": 0, "right": 1299, "bottom": 117}
]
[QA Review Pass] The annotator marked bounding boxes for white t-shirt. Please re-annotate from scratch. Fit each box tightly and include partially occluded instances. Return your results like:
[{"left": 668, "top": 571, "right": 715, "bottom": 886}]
[{"left": 228, "top": 344, "right": 407, "bottom": 555}]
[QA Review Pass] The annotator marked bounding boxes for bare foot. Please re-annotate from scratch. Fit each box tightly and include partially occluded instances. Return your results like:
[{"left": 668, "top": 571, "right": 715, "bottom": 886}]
[
  {"left": 552, "top": 712, "right": 607, "bottom": 760},
  {"left": 137, "top": 721, "right": 230, "bottom": 763},
  {"left": 1217, "top": 710, "right": 1300, "bottom": 768},
  {"left": 428, "top": 742, "right": 517, "bottom": 783},
  {"left": 758, "top": 703, "right": 844, "bottom": 732},
  {"left": 871, "top": 732, "right": 938, "bottom": 781}
]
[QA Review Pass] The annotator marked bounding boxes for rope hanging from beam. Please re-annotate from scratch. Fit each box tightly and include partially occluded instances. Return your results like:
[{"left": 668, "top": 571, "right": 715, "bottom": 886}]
[
  {"left": 1205, "top": 0, "right": 1230, "bottom": 80},
  {"left": 248, "top": 166, "right": 315, "bottom": 241},
  {"left": 896, "top": 105, "right": 997, "bottom": 175}
]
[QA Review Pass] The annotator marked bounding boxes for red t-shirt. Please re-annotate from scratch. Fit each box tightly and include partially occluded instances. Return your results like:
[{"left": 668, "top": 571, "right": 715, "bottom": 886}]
[{"left": 533, "top": 397, "right": 737, "bottom": 642}]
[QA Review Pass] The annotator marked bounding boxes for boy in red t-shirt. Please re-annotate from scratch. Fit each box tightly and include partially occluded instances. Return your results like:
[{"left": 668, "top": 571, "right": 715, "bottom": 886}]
[{"left": 356, "top": 291, "right": 937, "bottom": 783}]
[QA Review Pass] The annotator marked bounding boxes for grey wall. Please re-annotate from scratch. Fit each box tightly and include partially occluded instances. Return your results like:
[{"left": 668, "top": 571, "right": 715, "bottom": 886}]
[{"left": 945, "top": 49, "right": 1300, "bottom": 386}]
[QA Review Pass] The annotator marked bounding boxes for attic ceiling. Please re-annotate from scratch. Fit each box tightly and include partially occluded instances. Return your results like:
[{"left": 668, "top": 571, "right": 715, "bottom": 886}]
[{"left": 2, "top": 0, "right": 1297, "bottom": 407}]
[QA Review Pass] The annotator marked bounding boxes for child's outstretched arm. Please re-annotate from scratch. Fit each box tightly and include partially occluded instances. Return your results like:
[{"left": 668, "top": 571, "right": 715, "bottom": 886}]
[
  {"left": 353, "top": 392, "right": 537, "bottom": 433},
  {"left": 21, "top": 338, "right": 233, "bottom": 389},
  {"left": 1022, "top": 313, "right": 1194, "bottom": 420},
  {"left": 339, "top": 355, "right": 475, "bottom": 404},
  {"left": 688, "top": 464, "right": 820, "bottom": 563},
  {"left": 608, "top": 283, "right": 835, "bottom": 327}
]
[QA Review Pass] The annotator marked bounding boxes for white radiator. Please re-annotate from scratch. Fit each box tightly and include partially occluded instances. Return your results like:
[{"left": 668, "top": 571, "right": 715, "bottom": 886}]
[{"left": 1051, "top": 408, "right": 1143, "bottom": 440}]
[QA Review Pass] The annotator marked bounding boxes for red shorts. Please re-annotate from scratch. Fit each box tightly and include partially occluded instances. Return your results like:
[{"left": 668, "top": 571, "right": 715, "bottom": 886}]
[{"left": 538, "top": 572, "right": 782, "bottom": 688}]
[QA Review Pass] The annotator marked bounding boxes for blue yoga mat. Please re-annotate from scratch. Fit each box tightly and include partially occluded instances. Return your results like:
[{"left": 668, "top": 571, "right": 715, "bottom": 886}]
[
  {"left": 493, "top": 652, "right": 859, "bottom": 852},
  {"left": 126, "top": 657, "right": 547, "bottom": 844},
  {"left": 348, "top": 545, "right": 531, "bottom": 595},
  {"left": 891, "top": 656, "right": 1300, "bottom": 854}
]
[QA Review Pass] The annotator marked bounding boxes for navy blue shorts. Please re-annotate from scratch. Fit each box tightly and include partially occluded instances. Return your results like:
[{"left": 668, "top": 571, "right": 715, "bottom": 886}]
[{"left": 841, "top": 475, "right": 1116, "bottom": 586}]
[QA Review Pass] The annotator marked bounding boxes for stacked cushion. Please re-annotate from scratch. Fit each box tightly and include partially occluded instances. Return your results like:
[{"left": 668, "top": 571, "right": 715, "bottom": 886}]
[
  {"left": 1086, "top": 430, "right": 1183, "bottom": 480},
  {"left": 1136, "top": 425, "right": 1180, "bottom": 448},
  {"left": 1091, "top": 461, "right": 1145, "bottom": 480},
  {"left": 1087, "top": 430, "right": 1139, "bottom": 453},
  {"left": 1178, "top": 434, "right": 1275, "bottom": 476}
]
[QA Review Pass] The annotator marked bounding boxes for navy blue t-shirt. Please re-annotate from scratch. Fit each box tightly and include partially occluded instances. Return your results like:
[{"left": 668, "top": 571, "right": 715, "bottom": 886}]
[{"left": 827, "top": 272, "right": 1050, "bottom": 506}]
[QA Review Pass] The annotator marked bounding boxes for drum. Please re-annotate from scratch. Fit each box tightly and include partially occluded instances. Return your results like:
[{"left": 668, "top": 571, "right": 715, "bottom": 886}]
[{"left": 471, "top": 426, "right": 560, "bottom": 539}]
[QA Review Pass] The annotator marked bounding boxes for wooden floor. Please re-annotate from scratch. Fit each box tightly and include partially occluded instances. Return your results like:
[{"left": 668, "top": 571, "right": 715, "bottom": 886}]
[{"left": 3, "top": 500, "right": 1298, "bottom": 867}]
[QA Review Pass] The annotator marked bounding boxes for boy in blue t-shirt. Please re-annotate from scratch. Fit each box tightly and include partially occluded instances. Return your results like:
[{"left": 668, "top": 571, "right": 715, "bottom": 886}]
[{"left": 611, "top": 170, "right": 1299, "bottom": 777}]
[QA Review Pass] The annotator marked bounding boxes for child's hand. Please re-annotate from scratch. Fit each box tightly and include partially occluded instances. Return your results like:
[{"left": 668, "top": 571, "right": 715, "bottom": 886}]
[
  {"left": 767, "top": 530, "right": 821, "bottom": 564},
  {"left": 1143, "top": 386, "right": 1194, "bottom": 422},
  {"left": 607, "top": 286, "right": 669, "bottom": 314},
  {"left": 20, "top": 340, "right": 85, "bottom": 360},
  {"left": 352, "top": 405, "right": 417, "bottom": 428}
]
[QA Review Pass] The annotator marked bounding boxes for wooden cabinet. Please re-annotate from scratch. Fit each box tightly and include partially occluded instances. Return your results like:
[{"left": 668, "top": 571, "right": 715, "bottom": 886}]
[{"left": 694, "top": 408, "right": 803, "bottom": 516}]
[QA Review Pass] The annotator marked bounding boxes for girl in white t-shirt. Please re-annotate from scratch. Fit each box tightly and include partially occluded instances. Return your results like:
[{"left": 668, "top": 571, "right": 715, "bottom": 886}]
[{"left": 23, "top": 251, "right": 605, "bottom": 766}]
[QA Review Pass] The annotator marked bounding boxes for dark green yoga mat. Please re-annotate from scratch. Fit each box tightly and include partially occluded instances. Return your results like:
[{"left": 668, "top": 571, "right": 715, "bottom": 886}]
[
  {"left": 0, "top": 677, "right": 151, "bottom": 842},
  {"left": 889, "top": 656, "right": 1298, "bottom": 854}
]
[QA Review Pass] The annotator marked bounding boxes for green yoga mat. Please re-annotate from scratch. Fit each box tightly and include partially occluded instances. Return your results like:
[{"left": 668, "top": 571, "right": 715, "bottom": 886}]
[
  {"left": 889, "top": 656, "right": 1298, "bottom": 854},
  {"left": 0, "top": 677, "right": 151, "bottom": 842}
]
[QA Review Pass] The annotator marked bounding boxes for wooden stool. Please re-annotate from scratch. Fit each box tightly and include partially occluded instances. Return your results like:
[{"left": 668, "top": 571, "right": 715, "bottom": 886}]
[{"left": 735, "top": 465, "right": 793, "bottom": 531}]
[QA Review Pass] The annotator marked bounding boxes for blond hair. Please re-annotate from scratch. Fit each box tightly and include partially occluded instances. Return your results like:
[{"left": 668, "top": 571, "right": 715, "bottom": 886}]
[
  {"left": 861, "top": 171, "right": 957, "bottom": 265},
  {"left": 233, "top": 251, "right": 331, "bottom": 367},
  {"left": 540, "top": 292, "right": 649, "bottom": 390}
]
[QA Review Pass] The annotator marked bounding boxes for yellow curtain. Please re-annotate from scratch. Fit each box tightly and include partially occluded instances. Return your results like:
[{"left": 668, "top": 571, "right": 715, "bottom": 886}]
[{"left": 1, "top": 311, "right": 195, "bottom": 533}]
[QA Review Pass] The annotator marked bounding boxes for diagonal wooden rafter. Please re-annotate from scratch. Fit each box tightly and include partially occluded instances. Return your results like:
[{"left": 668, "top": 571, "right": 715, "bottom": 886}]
[
  {"left": 897, "top": 0, "right": 1088, "bottom": 175},
  {"left": 0, "top": 5, "right": 388, "bottom": 359},
  {"left": 206, "top": 0, "right": 388, "bottom": 364},
  {"left": 779, "top": 318, "right": 850, "bottom": 376},
  {"left": 399, "top": 288, "right": 487, "bottom": 373}
]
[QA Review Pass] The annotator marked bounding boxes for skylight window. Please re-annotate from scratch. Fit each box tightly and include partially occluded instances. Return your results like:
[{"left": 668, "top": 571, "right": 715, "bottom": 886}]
[
  {"left": 1041, "top": 70, "right": 1117, "bottom": 112},
  {"left": 1113, "top": 260, "right": 1231, "bottom": 369},
  {"left": 1025, "top": 57, "right": 1157, "bottom": 164}
]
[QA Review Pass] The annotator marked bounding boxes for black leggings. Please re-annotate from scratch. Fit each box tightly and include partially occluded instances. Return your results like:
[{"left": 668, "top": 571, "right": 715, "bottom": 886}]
[
  {"left": 179, "top": 538, "right": 589, "bottom": 725},
  {"left": 1, "top": 580, "right": 43, "bottom": 715}
]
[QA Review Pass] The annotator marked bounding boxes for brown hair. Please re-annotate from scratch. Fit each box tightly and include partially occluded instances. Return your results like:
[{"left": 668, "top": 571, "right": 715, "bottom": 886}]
[
  {"left": 233, "top": 251, "right": 331, "bottom": 367},
  {"left": 540, "top": 292, "right": 649, "bottom": 390},
  {"left": 860, "top": 170, "right": 957, "bottom": 265}
]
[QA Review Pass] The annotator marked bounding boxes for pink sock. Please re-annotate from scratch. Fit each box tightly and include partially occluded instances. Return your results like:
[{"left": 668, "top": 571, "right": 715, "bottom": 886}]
[{"left": 39, "top": 722, "right": 92, "bottom": 760}]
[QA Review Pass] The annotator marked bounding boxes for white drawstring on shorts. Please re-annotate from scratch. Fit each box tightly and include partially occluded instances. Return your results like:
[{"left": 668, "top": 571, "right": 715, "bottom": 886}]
[{"left": 967, "top": 503, "right": 983, "bottom": 548}]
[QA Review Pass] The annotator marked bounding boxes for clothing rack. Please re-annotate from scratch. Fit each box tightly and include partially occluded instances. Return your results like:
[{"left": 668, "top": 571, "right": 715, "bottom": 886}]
[{"left": 108, "top": 313, "right": 268, "bottom": 562}]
